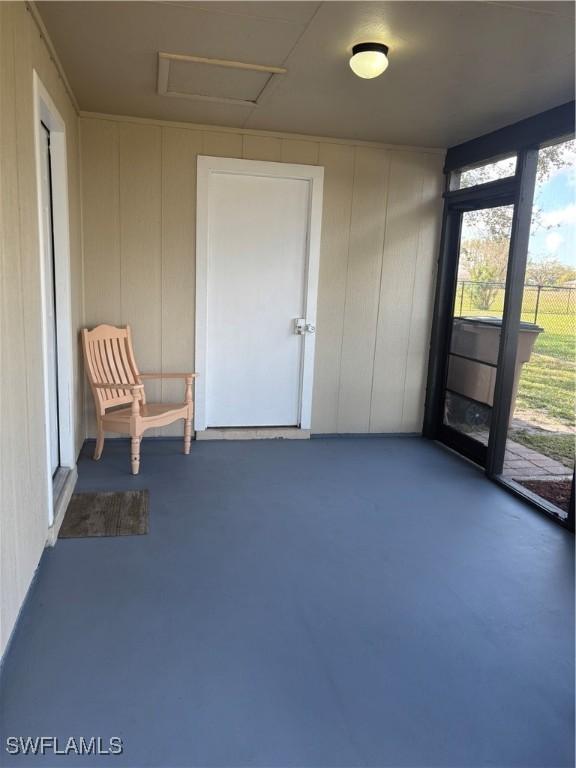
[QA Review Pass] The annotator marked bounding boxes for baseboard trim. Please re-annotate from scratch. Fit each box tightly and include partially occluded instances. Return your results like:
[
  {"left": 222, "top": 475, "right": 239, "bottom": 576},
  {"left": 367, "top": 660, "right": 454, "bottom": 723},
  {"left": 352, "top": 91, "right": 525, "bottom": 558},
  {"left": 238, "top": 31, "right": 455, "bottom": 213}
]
[
  {"left": 196, "top": 427, "right": 311, "bottom": 441},
  {"left": 46, "top": 466, "right": 77, "bottom": 547},
  {"left": 82, "top": 432, "right": 422, "bottom": 443},
  {"left": 311, "top": 432, "right": 421, "bottom": 439}
]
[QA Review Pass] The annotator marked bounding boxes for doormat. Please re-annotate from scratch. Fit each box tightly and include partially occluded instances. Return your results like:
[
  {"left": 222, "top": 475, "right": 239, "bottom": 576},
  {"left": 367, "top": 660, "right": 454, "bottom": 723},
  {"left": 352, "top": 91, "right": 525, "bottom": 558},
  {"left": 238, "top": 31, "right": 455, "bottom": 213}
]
[{"left": 59, "top": 490, "right": 149, "bottom": 538}]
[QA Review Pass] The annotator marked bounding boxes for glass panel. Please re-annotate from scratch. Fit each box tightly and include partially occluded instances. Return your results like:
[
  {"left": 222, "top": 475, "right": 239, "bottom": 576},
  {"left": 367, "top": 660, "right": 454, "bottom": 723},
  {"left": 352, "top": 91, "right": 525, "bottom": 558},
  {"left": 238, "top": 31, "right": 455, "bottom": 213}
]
[
  {"left": 443, "top": 205, "right": 514, "bottom": 449},
  {"left": 450, "top": 317, "right": 502, "bottom": 366},
  {"left": 453, "top": 155, "right": 517, "bottom": 190},
  {"left": 503, "top": 139, "right": 576, "bottom": 519},
  {"left": 444, "top": 391, "right": 492, "bottom": 440}
]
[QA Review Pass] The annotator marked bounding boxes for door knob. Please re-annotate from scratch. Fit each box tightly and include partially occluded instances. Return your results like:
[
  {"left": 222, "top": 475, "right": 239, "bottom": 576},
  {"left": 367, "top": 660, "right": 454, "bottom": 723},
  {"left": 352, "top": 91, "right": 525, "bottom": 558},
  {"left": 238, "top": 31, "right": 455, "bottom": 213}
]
[{"left": 294, "top": 318, "right": 316, "bottom": 335}]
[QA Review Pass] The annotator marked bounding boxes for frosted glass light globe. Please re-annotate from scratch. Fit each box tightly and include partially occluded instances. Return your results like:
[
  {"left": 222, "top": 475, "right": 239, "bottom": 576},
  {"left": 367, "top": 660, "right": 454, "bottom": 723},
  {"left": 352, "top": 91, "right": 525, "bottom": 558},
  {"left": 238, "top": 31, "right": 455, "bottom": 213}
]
[{"left": 349, "top": 43, "right": 389, "bottom": 79}]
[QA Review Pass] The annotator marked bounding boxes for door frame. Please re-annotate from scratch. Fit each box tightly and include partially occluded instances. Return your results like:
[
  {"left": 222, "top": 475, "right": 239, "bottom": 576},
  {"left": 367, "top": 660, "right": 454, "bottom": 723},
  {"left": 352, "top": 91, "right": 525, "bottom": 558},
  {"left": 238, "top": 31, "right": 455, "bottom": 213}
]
[
  {"left": 33, "top": 71, "right": 75, "bottom": 526},
  {"left": 424, "top": 101, "right": 575, "bottom": 529},
  {"left": 195, "top": 156, "right": 324, "bottom": 432},
  {"left": 424, "top": 185, "right": 518, "bottom": 468}
]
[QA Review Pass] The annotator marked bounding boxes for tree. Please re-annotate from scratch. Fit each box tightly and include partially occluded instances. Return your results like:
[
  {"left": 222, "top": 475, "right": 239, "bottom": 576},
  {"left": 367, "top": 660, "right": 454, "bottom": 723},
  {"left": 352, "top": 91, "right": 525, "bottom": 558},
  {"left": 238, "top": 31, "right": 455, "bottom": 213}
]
[
  {"left": 526, "top": 257, "right": 576, "bottom": 286},
  {"left": 456, "top": 140, "right": 575, "bottom": 306},
  {"left": 459, "top": 238, "right": 509, "bottom": 310},
  {"left": 460, "top": 141, "right": 575, "bottom": 240}
]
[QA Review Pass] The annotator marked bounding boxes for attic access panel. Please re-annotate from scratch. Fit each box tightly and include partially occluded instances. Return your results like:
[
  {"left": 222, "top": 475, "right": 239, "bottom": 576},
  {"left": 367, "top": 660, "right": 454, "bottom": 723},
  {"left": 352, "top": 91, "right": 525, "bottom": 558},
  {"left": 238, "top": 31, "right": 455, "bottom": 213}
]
[{"left": 157, "top": 52, "right": 286, "bottom": 106}]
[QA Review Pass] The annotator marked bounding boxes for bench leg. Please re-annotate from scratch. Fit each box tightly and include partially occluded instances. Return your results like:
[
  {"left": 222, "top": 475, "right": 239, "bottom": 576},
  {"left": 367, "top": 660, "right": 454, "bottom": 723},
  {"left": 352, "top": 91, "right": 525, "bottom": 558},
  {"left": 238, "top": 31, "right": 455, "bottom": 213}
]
[
  {"left": 184, "top": 418, "right": 192, "bottom": 455},
  {"left": 94, "top": 426, "right": 104, "bottom": 461},
  {"left": 131, "top": 436, "right": 141, "bottom": 475}
]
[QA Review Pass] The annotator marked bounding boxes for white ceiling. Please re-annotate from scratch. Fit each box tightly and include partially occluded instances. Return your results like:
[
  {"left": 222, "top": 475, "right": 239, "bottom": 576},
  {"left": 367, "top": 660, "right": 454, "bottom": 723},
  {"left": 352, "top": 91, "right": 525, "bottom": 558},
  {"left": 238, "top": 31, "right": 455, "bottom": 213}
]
[{"left": 38, "top": 0, "right": 575, "bottom": 147}]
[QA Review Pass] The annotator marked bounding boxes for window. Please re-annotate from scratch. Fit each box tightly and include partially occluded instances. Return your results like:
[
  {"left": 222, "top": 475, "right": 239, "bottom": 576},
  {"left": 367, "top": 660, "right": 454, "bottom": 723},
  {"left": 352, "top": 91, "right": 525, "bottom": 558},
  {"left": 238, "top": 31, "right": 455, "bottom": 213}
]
[
  {"left": 425, "top": 101, "right": 575, "bottom": 528},
  {"left": 451, "top": 155, "right": 517, "bottom": 190}
]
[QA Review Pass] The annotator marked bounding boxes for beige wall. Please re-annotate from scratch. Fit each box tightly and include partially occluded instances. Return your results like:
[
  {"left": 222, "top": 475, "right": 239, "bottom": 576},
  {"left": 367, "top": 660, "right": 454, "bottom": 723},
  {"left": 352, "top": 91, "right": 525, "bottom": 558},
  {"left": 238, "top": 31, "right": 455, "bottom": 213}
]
[
  {"left": 81, "top": 115, "right": 444, "bottom": 436},
  {"left": 0, "top": 2, "right": 84, "bottom": 656}
]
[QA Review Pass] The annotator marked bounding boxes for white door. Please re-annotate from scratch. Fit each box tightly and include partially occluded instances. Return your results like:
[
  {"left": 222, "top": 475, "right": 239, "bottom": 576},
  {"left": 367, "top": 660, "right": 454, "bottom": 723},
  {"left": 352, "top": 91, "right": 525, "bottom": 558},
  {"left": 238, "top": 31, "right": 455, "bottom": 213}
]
[
  {"left": 40, "top": 123, "right": 60, "bottom": 475},
  {"left": 196, "top": 157, "right": 324, "bottom": 430}
]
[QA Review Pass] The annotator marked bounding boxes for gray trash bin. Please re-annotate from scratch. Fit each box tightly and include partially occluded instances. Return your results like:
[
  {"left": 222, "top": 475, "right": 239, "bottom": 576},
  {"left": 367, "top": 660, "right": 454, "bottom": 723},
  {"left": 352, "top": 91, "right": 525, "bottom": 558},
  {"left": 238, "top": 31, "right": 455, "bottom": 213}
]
[{"left": 446, "top": 316, "right": 543, "bottom": 426}]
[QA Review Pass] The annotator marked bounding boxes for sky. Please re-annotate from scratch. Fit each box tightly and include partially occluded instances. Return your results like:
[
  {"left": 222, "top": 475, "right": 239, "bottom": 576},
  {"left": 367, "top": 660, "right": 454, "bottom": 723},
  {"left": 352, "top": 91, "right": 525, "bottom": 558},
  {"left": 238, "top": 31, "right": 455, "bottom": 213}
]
[{"left": 528, "top": 140, "right": 576, "bottom": 268}]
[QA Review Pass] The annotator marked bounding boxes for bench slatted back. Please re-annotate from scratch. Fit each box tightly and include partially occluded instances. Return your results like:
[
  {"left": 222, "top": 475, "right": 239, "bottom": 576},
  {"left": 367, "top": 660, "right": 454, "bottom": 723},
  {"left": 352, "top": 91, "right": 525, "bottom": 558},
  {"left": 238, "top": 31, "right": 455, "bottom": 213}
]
[{"left": 82, "top": 324, "right": 145, "bottom": 415}]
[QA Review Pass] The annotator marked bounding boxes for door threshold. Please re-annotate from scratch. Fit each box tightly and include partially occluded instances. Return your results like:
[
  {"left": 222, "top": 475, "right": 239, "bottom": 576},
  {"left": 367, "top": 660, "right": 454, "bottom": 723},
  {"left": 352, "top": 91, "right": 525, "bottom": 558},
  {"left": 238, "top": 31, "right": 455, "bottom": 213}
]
[
  {"left": 47, "top": 466, "right": 77, "bottom": 546},
  {"left": 196, "top": 427, "right": 311, "bottom": 441}
]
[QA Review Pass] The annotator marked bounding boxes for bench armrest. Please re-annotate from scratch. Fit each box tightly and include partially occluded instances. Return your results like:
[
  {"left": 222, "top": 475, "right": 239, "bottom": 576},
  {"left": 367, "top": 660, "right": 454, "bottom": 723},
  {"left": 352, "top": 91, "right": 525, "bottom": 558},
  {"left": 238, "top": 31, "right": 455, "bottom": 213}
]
[{"left": 139, "top": 373, "right": 197, "bottom": 380}]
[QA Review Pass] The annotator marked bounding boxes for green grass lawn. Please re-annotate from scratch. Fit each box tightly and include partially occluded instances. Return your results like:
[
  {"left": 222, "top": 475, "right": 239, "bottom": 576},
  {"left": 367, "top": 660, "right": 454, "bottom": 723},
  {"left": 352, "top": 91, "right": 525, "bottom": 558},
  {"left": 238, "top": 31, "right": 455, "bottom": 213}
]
[
  {"left": 516, "top": 310, "right": 574, "bottom": 429},
  {"left": 532, "top": 330, "right": 575, "bottom": 360},
  {"left": 515, "top": 351, "right": 574, "bottom": 426},
  {"left": 526, "top": 304, "right": 575, "bottom": 360}
]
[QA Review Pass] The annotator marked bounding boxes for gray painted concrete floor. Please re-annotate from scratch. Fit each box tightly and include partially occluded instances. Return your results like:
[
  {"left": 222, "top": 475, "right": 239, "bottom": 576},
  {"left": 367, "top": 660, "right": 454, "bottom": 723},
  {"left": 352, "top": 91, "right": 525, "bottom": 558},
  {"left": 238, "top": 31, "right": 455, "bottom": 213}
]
[{"left": 0, "top": 437, "right": 573, "bottom": 767}]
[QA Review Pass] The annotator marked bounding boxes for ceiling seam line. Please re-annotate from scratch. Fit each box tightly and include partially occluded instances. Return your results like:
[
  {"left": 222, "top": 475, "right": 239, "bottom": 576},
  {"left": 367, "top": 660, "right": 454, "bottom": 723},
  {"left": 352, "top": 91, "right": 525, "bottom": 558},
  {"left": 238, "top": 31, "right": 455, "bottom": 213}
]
[
  {"left": 153, "top": 1, "right": 308, "bottom": 25},
  {"left": 243, "top": 1, "right": 324, "bottom": 130}
]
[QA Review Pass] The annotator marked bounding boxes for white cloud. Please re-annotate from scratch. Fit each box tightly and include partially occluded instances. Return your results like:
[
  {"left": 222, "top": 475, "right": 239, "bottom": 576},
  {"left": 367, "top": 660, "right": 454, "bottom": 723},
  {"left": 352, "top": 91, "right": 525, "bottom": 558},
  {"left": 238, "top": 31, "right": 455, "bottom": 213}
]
[
  {"left": 545, "top": 232, "right": 564, "bottom": 254},
  {"left": 538, "top": 140, "right": 576, "bottom": 186},
  {"left": 541, "top": 203, "right": 576, "bottom": 228}
]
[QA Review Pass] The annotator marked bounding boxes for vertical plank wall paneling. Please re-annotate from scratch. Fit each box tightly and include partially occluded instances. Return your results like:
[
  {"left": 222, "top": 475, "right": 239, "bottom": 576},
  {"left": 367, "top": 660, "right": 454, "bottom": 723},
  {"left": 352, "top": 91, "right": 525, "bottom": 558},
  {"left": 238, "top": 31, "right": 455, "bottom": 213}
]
[
  {"left": 1, "top": 2, "right": 83, "bottom": 656},
  {"left": 81, "top": 119, "right": 121, "bottom": 328},
  {"left": 161, "top": 128, "right": 202, "bottom": 429},
  {"left": 80, "top": 119, "right": 120, "bottom": 436},
  {"left": 311, "top": 143, "right": 355, "bottom": 433},
  {"left": 281, "top": 139, "right": 319, "bottom": 166},
  {"left": 0, "top": 1, "right": 31, "bottom": 655},
  {"left": 13, "top": 2, "right": 45, "bottom": 559},
  {"left": 243, "top": 134, "right": 282, "bottom": 162},
  {"left": 371, "top": 152, "right": 426, "bottom": 431},
  {"left": 119, "top": 124, "right": 162, "bottom": 418},
  {"left": 370, "top": 153, "right": 443, "bottom": 432},
  {"left": 401, "top": 156, "right": 445, "bottom": 431},
  {"left": 203, "top": 131, "right": 242, "bottom": 158},
  {"left": 337, "top": 148, "right": 391, "bottom": 433},
  {"left": 80, "top": 115, "right": 444, "bottom": 437}
]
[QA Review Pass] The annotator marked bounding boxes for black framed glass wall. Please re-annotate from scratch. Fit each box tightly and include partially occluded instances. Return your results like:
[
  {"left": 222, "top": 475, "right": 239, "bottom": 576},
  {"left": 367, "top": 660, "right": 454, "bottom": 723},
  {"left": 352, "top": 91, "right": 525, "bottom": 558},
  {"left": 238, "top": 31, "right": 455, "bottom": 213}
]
[{"left": 424, "top": 103, "right": 575, "bottom": 530}]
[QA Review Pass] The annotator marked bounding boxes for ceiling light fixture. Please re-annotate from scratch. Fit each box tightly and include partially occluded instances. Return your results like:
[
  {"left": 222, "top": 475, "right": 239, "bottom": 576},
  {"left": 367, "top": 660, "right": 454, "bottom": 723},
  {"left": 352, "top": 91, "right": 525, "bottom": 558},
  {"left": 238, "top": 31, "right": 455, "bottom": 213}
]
[{"left": 349, "top": 42, "right": 389, "bottom": 79}]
